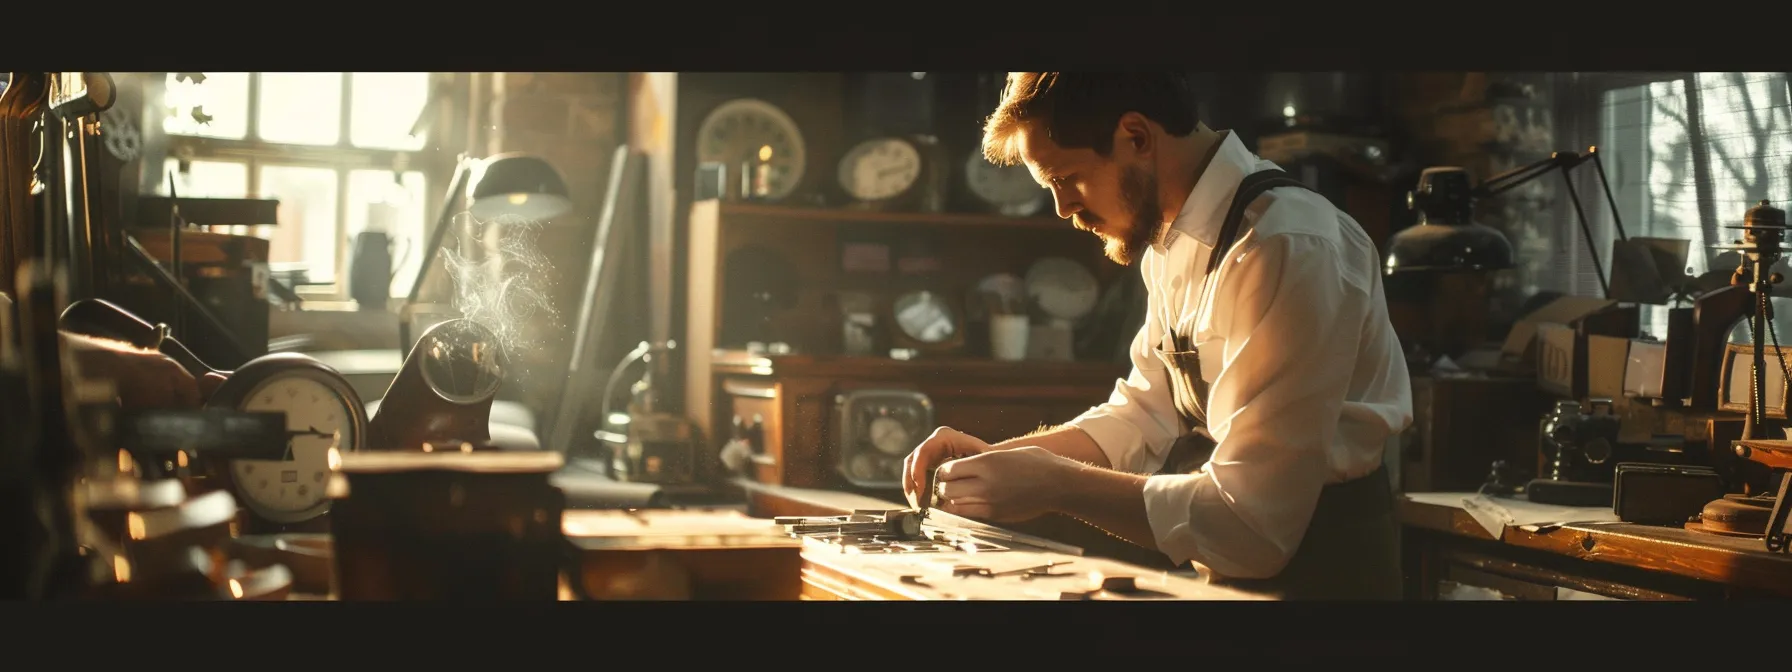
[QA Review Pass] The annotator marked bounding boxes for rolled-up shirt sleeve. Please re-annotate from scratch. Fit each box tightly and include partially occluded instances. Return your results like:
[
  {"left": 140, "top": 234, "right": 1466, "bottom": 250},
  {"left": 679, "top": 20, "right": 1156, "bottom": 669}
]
[
  {"left": 1065, "top": 259, "right": 1184, "bottom": 473},
  {"left": 1142, "top": 231, "right": 1368, "bottom": 579}
]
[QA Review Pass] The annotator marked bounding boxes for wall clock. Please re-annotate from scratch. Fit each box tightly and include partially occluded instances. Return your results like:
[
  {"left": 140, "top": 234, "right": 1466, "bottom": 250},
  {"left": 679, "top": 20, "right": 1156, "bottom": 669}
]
[
  {"left": 833, "top": 389, "right": 934, "bottom": 488},
  {"left": 964, "top": 149, "right": 1048, "bottom": 216},
  {"left": 695, "top": 98, "right": 806, "bottom": 202}
]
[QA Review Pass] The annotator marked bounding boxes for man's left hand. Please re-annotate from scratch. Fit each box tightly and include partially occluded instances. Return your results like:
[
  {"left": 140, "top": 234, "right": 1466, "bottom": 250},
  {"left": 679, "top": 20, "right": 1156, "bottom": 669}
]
[{"left": 933, "top": 446, "right": 1078, "bottom": 523}]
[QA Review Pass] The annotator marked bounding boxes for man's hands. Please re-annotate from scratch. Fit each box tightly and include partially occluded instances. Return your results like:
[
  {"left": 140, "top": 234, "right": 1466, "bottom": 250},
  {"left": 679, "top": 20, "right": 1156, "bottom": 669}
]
[
  {"left": 900, "top": 424, "right": 1158, "bottom": 548},
  {"left": 62, "top": 331, "right": 226, "bottom": 410},
  {"left": 901, "top": 425, "right": 1083, "bottom": 523},
  {"left": 901, "top": 426, "right": 995, "bottom": 509},
  {"left": 931, "top": 446, "right": 1077, "bottom": 523}
]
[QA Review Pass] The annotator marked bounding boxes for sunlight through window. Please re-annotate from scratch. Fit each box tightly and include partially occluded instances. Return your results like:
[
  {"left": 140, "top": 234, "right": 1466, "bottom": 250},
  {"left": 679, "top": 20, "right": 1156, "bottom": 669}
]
[
  {"left": 346, "top": 169, "right": 429, "bottom": 296},
  {"left": 156, "top": 72, "right": 440, "bottom": 298},
  {"left": 351, "top": 73, "right": 431, "bottom": 151},
  {"left": 161, "top": 73, "right": 249, "bottom": 139},
  {"left": 157, "top": 158, "right": 248, "bottom": 199},
  {"left": 259, "top": 165, "right": 341, "bottom": 284},
  {"left": 1599, "top": 72, "right": 1792, "bottom": 339},
  {"left": 258, "top": 73, "right": 343, "bottom": 145}
]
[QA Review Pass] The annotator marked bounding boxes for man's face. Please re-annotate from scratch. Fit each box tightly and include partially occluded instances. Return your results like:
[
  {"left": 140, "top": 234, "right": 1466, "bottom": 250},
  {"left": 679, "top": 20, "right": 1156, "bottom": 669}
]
[{"left": 1016, "top": 121, "right": 1161, "bottom": 265}]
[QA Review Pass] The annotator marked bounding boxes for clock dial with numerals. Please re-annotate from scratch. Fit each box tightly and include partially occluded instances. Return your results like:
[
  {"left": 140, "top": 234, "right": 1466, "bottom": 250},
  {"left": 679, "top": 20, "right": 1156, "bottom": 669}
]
[
  {"left": 695, "top": 98, "right": 806, "bottom": 201},
  {"left": 231, "top": 373, "right": 356, "bottom": 523},
  {"left": 838, "top": 137, "right": 923, "bottom": 203},
  {"left": 868, "top": 416, "right": 913, "bottom": 456},
  {"left": 206, "top": 354, "right": 366, "bottom": 526},
  {"left": 835, "top": 390, "right": 934, "bottom": 487},
  {"left": 965, "top": 149, "right": 1047, "bottom": 216}
]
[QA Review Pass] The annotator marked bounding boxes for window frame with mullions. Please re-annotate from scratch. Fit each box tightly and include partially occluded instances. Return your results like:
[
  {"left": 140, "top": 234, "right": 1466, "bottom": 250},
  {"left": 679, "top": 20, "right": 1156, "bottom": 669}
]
[
  {"left": 1556, "top": 71, "right": 1792, "bottom": 338},
  {"left": 146, "top": 71, "right": 460, "bottom": 304}
]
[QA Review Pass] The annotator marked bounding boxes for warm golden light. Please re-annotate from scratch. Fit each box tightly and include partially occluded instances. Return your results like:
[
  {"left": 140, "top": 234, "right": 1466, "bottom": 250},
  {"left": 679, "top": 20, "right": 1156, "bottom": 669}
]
[
  {"left": 228, "top": 579, "right": 244, "bottom": 599},
  {"left": 460, "top": 442, "right": 473, "bottom": 453},
  {"left": 117, "top": 449, "right": 133, "bottom": 474},
  {"left": 327, "top": 447, "right": 342, "bottom": 470},
  {"left": 176, "top": 451, "right": 188, "bottom": 468},
  {"left": 508, "top": 193, "right": 529, "bottom": 205},
  {"left": 422, "top": 443, "right": 434, "bottom": 453},
  {"left": 112, "top": 556, "right": 131, "bottom": 583},
  {"left": 127, "top": 513, "right": 146, "bottom": 540},
  {"left": 758, "top": 144, "right": 773, "bottom": 162}
]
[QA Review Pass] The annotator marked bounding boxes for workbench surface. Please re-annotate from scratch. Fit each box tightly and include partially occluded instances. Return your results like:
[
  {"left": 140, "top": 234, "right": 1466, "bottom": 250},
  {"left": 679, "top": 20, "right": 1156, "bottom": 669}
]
[
  {"left": 734, "top": 479, "right": 1265, "bottom": 601},
  {"left": 1399, "top": 492, "right": 1792, "bottom": 598}
]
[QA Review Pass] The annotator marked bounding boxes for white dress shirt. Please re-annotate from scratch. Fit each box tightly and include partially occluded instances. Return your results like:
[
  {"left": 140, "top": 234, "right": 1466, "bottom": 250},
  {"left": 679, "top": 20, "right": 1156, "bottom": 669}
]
[{"left": 1065, "top": 132, "right": 1413, "bottom": 580}]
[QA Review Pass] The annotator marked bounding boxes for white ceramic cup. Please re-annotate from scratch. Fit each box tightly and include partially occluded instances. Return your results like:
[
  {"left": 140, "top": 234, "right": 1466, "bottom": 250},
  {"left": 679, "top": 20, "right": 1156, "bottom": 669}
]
[{"left": 990, "top": 314, "right": 1030, "bottom": 361}]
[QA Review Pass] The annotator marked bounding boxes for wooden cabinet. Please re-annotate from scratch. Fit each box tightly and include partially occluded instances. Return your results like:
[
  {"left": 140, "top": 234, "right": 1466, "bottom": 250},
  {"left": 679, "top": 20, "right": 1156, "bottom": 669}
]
[
  {"left": 681, "top": 199, "right": 1136, "bottom": 489},
  {"left": 714, "top": 352, "right": 1126, "bottom": 493}
]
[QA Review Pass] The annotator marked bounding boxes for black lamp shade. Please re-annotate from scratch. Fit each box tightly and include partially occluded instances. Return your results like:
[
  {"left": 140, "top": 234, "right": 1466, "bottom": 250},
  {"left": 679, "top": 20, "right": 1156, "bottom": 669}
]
[
  {"left": 1384, "top": 222, "right": 1515, "bottom": 274},
  {"left": 468, "top": 153, "right": 573, "bottom": 222},
  {"left": 1383, "top": 166, "right": 1516, "bottom": 274}
]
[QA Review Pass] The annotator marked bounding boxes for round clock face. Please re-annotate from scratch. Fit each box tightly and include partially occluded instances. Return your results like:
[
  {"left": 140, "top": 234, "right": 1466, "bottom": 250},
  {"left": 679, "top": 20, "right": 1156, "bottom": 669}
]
[
  {"left": 965, "top": 150, "right": 1046, "bottom": 215},
  {"left": 228, "top": 371, "right": 361, "bottom": 523},
  {"left": 1026, "top": 257, "right": 1100, "bottom": 323},
  {"left": 696, "top": 99, "right": 806, "bottom": 201},
  {"left": 838, "top": 138, "right": 922, "bottom": 202},
  {"left": 868, "top": 416, "right": 913, "bottom": 456},
  {"left": 839, "top": 392, "right": 932, "bottom": 485}
]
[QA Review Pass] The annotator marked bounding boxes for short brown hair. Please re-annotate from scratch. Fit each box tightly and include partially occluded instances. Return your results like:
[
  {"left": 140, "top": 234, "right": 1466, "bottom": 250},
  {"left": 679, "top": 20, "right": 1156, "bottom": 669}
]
[{"left": 981, "top": 72, "right": 1199, "bottom": 166}]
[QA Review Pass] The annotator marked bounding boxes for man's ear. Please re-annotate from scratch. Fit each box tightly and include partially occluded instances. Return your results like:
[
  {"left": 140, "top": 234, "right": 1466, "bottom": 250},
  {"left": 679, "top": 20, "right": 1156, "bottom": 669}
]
[{"left": 1116, "top": 112, "right": 1152, "bottom": 157}]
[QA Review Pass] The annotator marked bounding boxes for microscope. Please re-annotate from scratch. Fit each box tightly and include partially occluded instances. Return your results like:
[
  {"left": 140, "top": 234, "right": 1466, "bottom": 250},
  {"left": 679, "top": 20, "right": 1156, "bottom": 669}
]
[{"left": 1711, "top": 200, "right": 1792, "bottom": 553}]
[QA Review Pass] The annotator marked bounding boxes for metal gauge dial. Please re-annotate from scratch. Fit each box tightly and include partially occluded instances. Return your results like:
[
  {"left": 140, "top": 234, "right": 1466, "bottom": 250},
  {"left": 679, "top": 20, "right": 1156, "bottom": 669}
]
[{"left": 207, "top": 354, "right": 366, "bottom": 524}]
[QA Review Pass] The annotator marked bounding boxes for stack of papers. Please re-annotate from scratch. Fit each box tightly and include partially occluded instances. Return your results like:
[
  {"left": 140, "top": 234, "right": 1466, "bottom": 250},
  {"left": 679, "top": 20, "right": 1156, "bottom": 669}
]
[{"left": 1406, "top": 492, "right": 1620, "bottom": 539}]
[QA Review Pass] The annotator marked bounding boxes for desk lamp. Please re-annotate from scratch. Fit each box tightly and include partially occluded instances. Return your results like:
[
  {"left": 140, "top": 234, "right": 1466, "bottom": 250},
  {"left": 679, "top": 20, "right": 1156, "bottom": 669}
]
[
  {"left": 1386, "top": 147, "right": 1627, "bottom": 296},
  {"left": 398, "top": 153, "right": 572, "bottom": 351},
  {"left": 1390, "top": 149, "right": 1633, "bottom": 508}
]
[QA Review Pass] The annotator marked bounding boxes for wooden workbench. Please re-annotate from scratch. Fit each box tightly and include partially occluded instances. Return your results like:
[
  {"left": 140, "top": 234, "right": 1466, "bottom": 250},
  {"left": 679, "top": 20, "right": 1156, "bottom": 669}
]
[
  {"left": 1399, "top": 492, "right": 1792, "bottom": 600},
  {"left": 731, "top": 479, "right": 1262, "bottom": 601}
]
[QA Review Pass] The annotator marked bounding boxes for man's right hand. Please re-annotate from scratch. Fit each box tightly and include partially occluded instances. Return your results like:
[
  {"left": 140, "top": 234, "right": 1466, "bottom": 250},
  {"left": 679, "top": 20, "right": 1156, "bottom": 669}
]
[{"left": 902, "top": 426, "right": 996, "bottom": 510}]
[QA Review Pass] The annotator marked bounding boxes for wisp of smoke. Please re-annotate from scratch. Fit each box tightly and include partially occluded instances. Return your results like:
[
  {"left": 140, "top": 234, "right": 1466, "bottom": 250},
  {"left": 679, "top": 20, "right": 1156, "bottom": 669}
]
[{"left": 440, "top": 213, "right": 559, "bottom": 385}]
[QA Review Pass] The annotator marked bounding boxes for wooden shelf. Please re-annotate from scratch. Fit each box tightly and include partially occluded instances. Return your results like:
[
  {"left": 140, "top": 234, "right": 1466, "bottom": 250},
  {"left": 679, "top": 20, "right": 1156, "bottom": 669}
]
[
  {"left": 711, "top": 351, "right": 1129, "bottom": 385},
  {"left": 716, "top": 202, "right": 1066, "bottom": 230}
]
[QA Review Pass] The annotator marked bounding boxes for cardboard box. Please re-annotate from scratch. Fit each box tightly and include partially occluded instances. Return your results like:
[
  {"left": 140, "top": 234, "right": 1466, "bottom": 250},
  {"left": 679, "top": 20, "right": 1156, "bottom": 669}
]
[
  {"left": 1622, "top": 340, "right": 1668, "bottom": 399},
  {"left": 1513, "top": 296, "right": 1639, "bottom": 398},
  {"left": 1501, "top": 296, "right": 1622, "bottom": 372},
  {"left": 1586, "top": 334, "right": 1633, "bottom": 400}
]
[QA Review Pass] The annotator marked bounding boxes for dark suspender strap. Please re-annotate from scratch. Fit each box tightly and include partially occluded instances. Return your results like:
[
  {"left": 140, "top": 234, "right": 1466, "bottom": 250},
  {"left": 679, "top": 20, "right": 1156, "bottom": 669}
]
[{"left": 1202, "top": 170, "right": 1314, "bottom": 277}]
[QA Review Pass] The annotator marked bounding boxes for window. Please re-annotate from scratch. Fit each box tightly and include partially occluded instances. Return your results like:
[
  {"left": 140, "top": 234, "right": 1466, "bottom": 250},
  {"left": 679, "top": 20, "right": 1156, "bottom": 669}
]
[
  {"left": 1577, "top": 72, "right": 1792, "bottom": 339},
  {"left": 151, "top": 72, "right": 438, "bottom": 301}
]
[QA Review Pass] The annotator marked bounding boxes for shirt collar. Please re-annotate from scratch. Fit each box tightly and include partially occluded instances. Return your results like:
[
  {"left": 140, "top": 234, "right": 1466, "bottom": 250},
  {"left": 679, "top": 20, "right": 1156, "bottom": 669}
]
[{"left": 1158, "top": 131, "right": 1257, "bottom": 251}]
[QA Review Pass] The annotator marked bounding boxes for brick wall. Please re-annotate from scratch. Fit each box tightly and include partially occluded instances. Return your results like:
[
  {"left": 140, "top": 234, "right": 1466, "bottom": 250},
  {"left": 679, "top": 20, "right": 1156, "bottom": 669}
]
[{"left": 480, "top": 72, "right": 626, "bottom": 410}]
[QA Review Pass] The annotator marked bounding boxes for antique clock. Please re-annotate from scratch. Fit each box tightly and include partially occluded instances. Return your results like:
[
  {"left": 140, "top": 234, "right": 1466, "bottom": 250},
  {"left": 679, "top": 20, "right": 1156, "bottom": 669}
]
[
  {"left": 695, "top": 98, "right": 806, "bottom": 202},
  {"left": 833, "top": 389, "right": 934, "bottom": 488},
  {"left": 963, "top": 148, "right": 1048, "bottom": 216},
  {"left": 836, "top": 135, "right": 950, "bottom": 211}
]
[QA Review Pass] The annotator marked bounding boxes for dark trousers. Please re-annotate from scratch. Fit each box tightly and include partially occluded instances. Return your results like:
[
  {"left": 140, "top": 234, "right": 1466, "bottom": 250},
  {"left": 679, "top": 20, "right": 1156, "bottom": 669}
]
[{"left": 1006, "top": 464, "right": 1402, "bottom": 600}]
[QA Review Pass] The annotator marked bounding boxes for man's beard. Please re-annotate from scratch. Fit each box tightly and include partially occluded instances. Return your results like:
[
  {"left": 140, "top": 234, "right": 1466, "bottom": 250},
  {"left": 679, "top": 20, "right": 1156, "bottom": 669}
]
[{"left": 1096, "top": 164, "right": 1163, "bottom": 266}]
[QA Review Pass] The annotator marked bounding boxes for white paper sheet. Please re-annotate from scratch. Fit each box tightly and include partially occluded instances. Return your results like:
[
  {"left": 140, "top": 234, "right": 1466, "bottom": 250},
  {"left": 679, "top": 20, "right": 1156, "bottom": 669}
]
[{"left": 1406, "top": 492, "right": 1620, "bottom": 539}]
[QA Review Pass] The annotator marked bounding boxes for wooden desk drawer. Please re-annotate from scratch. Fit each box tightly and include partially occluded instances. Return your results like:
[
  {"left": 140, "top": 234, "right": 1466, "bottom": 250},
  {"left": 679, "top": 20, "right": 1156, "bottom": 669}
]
[{"left": 1439, "top": 549, "right": 1681, "bottom": 600}]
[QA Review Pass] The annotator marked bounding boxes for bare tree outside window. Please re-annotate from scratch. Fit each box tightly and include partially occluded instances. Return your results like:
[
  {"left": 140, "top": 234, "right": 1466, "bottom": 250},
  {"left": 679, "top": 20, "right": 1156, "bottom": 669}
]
[{"left": 1592, "top": 72, "right": 1792, "bottom": 339}]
